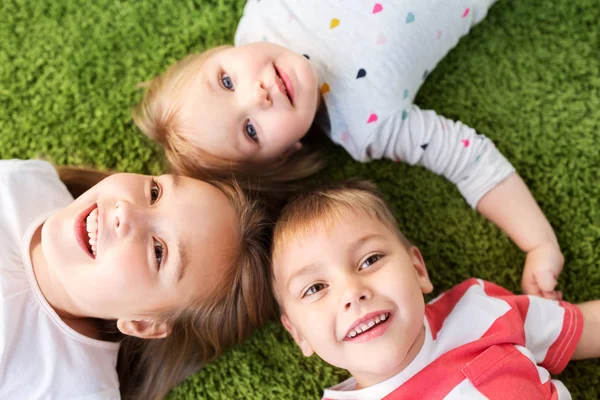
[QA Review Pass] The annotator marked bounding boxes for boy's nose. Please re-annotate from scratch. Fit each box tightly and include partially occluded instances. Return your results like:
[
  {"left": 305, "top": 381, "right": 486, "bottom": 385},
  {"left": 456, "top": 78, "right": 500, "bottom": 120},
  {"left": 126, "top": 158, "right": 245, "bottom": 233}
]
[{"left": 342, "top": 279, "right": 373, "bottom": 311}]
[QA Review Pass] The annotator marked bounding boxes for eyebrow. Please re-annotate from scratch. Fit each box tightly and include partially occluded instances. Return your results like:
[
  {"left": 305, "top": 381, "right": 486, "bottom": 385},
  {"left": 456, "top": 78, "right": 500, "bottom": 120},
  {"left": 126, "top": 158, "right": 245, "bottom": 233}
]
[
  {"left": 176, "top": 238, "right": 189, "bottom": 284},
  {"left": 352, "top": 233, "right": 386, "bottom": 250},
  {"left": 165, "top": 175, "right": 188, "bottom": 283},
  {"left": 286, "top": 263, "right": 320, "bottom": 294}
]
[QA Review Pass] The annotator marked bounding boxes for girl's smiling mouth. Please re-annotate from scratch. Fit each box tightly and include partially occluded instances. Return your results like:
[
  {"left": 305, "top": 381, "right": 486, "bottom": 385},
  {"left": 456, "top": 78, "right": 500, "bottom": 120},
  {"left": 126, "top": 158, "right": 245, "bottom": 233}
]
[
  {"left": 75, "top": 203, "right": 99, "bottom": 259},
  {"left": 274, "top": 64, "right": 294, "bottom": 105}
]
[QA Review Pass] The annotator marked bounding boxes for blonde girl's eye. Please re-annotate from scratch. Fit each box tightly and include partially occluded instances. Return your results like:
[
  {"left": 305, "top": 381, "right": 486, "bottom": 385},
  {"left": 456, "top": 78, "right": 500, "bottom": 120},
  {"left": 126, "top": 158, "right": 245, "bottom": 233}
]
[
  {"left": 220, "top": 72, "right": 234, "bottom": 91},
  {"left": 360, "top": 254, "right": 383, "bottom": 270},
  {"left": 150, "top": 179, "right": 161, "bottom": 204},
  {"left": 153, "top": 238, "right": 164, "bottom": 270},
  {"left": 245, "top": 120, "right": 258, "bottom": 142},
  {"left": 303, "top": 283, "right": 327, "bottom": 298}
]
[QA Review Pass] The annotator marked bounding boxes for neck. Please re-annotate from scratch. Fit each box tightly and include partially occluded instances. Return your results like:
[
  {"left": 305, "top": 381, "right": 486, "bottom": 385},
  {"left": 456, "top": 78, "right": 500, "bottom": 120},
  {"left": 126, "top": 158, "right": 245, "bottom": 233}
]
[
  {"left": 350, "top": 324, "right": 426, "bottom": 390},
  {"left": 29, "top": 224, "right": 101, "bottom": 339}
]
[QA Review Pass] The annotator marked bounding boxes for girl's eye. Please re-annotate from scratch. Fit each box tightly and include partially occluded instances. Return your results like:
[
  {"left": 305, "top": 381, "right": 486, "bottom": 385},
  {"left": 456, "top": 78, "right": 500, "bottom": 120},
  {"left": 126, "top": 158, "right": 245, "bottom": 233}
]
[
  {"left": 303, "top": 283, "right": 327, "bottom": 298},
  {"left": 245, "top": 120, "right": 258, "bottom": 142},
  {"left": 220, "top": 73, "right": 234, "bottom": 91},
  {"left": 153, "top": 239, "right": 164, "bottom": 270},
  {"left": 150, "top": 179, "right": 161, "bottom": 204},
  {"left": 360, "top": 254, "right": 383, "bottom": 270}
]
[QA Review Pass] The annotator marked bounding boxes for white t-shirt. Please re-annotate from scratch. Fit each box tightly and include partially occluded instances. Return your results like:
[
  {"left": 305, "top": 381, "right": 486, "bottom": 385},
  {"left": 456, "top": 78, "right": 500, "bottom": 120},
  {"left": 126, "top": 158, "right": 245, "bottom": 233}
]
[
  {"left": 0, "top": 160, "right": 120, "bottom": 400},
  {"left": 235, "top": 0, "right": 514, "bottom": 208}
]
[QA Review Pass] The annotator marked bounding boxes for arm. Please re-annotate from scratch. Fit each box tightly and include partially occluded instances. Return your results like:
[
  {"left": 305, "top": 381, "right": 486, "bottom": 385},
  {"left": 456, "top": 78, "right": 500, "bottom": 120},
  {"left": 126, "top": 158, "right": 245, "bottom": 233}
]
[
  {"left": 478, "top": 175, "right": 564, "bottom": 299},
  {"left": 370, "top": 105, "right": 563, "bottom": 297},
  {"left": 572, "top": 300, "right": 600, "bottom": 360}
]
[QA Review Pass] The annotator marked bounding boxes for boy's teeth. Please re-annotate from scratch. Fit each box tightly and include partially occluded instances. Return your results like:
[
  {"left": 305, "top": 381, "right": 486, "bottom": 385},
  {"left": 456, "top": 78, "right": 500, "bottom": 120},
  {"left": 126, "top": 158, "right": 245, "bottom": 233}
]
[{"left": 346, "top": 313, "right": 390, "bottom": 338}]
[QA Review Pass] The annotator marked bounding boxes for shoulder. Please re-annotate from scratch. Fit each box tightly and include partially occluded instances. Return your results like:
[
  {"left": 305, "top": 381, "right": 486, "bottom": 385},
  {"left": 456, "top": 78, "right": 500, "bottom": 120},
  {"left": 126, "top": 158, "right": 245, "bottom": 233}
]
[
  {"left": 0, "top": 299, "right": 120, "bottom": 399},
  {"left": 0, "top": 160, "right": 72, "bottom": 249}
]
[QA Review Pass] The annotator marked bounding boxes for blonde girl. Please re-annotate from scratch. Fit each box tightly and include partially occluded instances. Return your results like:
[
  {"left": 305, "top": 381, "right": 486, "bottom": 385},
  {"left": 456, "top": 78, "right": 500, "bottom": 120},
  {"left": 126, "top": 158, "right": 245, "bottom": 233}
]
[
  {"left": 134, "top": 0, "right": 563, "bottom": 299},
  {"left": 0, "top": 159, "right": 272, "bottom": 399}
]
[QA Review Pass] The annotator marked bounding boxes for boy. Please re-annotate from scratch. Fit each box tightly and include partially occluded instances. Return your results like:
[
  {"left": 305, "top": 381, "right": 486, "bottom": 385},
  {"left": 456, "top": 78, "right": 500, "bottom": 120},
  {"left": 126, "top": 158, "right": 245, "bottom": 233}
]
[{"left": 271, "top": 181, "right": 600, "bottom": 399}]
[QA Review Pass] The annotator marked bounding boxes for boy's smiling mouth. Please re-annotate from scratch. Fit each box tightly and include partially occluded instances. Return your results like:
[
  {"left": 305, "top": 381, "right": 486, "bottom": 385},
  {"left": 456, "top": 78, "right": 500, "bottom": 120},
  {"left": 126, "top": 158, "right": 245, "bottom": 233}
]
[{"left": 344, "top": 311, "right": 392, "bottom": 342}]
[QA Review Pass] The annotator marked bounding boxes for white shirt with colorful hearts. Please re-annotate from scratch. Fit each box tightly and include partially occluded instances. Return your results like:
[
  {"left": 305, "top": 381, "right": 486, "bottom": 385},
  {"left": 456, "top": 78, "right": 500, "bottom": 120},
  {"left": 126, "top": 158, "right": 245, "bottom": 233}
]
[{"left": 235, "top": 0, "right": 514, "bottom": 208}]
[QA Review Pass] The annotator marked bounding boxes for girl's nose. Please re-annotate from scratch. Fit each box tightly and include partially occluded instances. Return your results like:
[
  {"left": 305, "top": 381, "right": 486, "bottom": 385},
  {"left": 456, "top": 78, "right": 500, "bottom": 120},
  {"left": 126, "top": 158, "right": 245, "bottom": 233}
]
[
  {"left": 113, "top": 201, "right": 142, "bottom": 236},
  {"left": 251, "top": 80, "right": 272, "bottom": 109}
]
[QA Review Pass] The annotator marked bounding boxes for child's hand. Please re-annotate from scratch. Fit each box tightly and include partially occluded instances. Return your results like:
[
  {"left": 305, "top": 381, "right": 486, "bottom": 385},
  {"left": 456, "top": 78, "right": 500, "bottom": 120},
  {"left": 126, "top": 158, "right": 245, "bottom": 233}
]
[{"left": 521, "top": 242, "right": 565, "bottom": 300}]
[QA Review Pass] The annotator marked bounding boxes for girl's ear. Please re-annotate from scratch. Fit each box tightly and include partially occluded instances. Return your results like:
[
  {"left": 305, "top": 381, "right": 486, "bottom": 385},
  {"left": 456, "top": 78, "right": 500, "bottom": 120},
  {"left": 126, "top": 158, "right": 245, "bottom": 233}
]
[
  {"left": 281, "top": 314, "right": 314, "bottom": 357},
  {"left": 282, "top": 142, "right": 303, "bottom": 159},
  {"left": 116, "top": 319, "right": 172, "bottom": 339}
]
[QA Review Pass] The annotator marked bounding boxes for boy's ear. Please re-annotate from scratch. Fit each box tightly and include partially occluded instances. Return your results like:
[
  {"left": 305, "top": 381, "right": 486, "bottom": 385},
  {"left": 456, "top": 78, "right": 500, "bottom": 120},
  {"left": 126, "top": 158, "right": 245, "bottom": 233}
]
[
  {"left": 281, "top": 314, "right": 314, "bottom": 357},
  {"left": 116, "top": 318, "right": 172, "bottom": 339},
  {"left": 410, "top": 246, "right": 433, "bottom": 294}
]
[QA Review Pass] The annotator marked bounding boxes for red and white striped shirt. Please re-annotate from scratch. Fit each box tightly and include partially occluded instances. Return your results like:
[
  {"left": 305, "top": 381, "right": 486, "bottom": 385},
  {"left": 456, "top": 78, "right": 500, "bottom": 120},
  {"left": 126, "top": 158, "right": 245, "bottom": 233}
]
[{"left": 323, "top": 278, "right": 583, "bottom": 400}]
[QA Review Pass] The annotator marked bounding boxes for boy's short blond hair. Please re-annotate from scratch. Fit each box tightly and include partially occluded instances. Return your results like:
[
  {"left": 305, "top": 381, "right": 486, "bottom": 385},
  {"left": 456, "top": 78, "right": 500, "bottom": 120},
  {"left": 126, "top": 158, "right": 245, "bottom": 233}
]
[{"left": 271, "top": 180, "right": 411, "bottom": 305}]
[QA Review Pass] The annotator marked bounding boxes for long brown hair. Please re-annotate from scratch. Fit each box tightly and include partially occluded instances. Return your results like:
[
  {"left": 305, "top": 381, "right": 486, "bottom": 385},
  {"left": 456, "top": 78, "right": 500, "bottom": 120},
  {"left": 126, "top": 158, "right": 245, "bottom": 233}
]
[
  {"left": 56, "top": 166, "right": 274, "bottom": 399},
  {"left": 132, "top": 47, "right": 326, "bottom": 194}
]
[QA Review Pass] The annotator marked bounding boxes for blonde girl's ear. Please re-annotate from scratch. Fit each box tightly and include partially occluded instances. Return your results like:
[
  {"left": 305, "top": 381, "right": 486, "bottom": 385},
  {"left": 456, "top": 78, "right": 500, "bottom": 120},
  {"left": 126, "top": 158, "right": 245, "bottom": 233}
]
[
  {"left": 116, "top": 318, "right": 172, "bottom": 339},
  {"left": 281, "top": 314, "right": 314, "bottom": 357}
]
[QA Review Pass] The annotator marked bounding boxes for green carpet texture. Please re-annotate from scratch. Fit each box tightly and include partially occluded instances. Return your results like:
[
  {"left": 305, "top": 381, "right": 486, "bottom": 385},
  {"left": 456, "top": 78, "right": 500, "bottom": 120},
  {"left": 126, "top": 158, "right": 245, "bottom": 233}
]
[{"left": 2, "top": 0, "right": 599, "bottom": 398}]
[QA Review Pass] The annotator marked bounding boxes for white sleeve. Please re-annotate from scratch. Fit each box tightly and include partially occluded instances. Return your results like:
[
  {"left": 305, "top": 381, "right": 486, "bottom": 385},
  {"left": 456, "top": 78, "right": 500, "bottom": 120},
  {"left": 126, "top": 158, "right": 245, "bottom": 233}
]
[{"left": 368, "top": 105, "right": 516, "bottom": 208}]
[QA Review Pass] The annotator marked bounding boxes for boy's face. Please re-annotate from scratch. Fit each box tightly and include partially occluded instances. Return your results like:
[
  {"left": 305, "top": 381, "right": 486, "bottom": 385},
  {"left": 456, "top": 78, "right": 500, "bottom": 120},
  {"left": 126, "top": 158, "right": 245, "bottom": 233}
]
[
  {"left": 273, "top": 213, "right": 433, "bottom": 387},
  {"left": 183, "top": 42, "right": 320, "bottom": 164}
]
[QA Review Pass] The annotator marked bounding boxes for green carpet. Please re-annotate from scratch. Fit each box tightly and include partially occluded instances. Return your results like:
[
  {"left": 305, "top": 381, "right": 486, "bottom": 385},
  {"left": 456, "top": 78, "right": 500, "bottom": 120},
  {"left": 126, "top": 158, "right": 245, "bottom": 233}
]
[{"left": 2, "top": 0, "right": 599, "bottom": 398}]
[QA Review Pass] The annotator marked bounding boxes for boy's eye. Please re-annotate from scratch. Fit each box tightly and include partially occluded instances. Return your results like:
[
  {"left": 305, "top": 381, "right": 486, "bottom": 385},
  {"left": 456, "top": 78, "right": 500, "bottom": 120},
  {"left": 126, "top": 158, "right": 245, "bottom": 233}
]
[
  {"left": 360, "top": 254, "right": 383, "bottom": 270},
  {"left": 245, "top": 120, "right": 258, "bottom": 142},
  {"left": 150, "top": 179, "right": 161, "bottom": 204},
  {"left": 303, "top": 283, "right": 327, "bottom": 298},
  {"left": 153, "top": 239, "right": 164, "bottom": 270},
  {"left": 220, "top": 72, "right": 234, "bottom": 91}
]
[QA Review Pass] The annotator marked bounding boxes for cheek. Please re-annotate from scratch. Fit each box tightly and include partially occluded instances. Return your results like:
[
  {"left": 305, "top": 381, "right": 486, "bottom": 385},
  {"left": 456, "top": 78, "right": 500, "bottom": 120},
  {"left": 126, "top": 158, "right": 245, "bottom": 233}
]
[{"left": 99, "top": 242, "right": 153, "bottom": 288}]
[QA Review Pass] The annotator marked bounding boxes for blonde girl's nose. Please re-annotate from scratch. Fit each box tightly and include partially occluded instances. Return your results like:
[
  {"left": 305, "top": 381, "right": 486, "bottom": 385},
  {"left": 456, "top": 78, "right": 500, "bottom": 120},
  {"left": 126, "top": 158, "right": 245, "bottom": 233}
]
[{"left": 253, "top": 80, "right": 271, "bottom": 108}]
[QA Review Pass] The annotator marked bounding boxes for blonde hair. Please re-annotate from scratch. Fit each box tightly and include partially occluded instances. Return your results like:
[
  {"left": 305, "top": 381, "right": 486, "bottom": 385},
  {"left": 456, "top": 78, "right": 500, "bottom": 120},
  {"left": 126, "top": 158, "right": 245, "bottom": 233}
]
[
  {"left": 56, "top": 166, "right": 274, "bottom": 399},
  {"left": 271, "top": 180, "right": 411, "bottom": 303},
  {"left": 133, "top": 47, "right": 325, "bottom": 193}
]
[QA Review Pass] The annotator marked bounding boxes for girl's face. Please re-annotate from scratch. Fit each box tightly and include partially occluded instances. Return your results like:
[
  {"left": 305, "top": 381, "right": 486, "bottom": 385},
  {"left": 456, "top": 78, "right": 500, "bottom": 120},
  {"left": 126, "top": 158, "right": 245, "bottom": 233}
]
[
  {"left": 41, "top": 173, "right": 238, "bottom": 321},
  {"left": 182, "top": 42, "right": 320, "bottom": 164}
]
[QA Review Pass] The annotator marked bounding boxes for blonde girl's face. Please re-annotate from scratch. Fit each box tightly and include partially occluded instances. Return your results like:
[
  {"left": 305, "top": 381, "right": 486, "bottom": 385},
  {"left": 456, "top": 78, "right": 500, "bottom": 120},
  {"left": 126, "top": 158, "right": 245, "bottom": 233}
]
[
  {"left": 41, "top": 173, "right": 238, "bottom": 321},
  {"left": 181, "top": 42, "right": 320, "bottom": 164}
]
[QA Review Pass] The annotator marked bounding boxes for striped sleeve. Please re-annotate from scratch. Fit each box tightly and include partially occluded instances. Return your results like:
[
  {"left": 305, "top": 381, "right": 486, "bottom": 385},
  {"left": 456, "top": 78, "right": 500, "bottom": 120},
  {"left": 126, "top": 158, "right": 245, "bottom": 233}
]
[{"left": 482, "top": 280, "right": 583, "bottom": 374}]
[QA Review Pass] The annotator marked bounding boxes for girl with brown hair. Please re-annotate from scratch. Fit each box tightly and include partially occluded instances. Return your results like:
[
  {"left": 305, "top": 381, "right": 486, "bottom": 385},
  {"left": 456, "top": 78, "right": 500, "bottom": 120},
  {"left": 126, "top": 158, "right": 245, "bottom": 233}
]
[{"left": 0, "top": 159, "right": 273, "bottom": 399}]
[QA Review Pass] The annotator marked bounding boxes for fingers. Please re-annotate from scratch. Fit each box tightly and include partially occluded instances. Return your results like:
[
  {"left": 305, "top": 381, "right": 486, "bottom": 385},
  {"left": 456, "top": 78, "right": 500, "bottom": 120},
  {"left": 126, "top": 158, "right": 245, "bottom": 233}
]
[
  {"left": 536, "top": 272, "right": 558, "bottom": 294},
  {"left": 521, "top": 270, "right": 541, "bottom": 297},
  {"left": 541, "top": 290, "right": 563, "bottom": 301}
]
